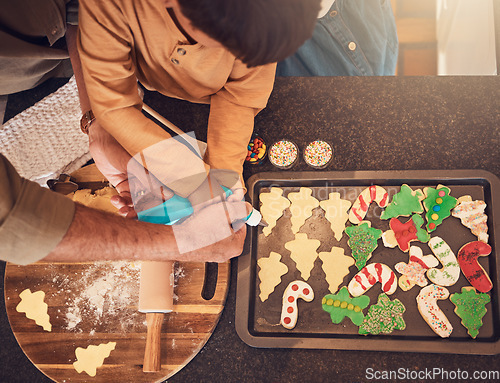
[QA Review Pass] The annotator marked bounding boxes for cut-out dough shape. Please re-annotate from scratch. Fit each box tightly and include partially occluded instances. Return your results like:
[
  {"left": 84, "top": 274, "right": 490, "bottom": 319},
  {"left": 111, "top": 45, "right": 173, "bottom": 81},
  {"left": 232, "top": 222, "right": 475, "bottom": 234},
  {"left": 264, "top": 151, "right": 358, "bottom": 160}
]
[
  {"left": 322, "top": 287, "right": 370, "bottom": 326},
  {"left": 259, "top": 187, "right": 290, "bottom": 237},
  {"left": 318, "top": 247, "right": 355, "bottom": 293},
  {"left": 258, "top": 252, "right": 289, "bottom": 301},
  {"left": 452, "top": 195, "right": 489, "bottom": 243},
  {"left": 358, "top": 293, "right": 406, "bottom": 335},
  {"left": 450, "top": 286, "right": 490, "bottom": 339},
  {"left": 416, "top": 284, "right": 453, "bottom": 338},
  {"left": 16, "top": 289, "right": 51, "bottom": 332},
  {"left": 319, "top": 192, "right": 351, "bottom": 241},
  {"left": 423, "top": 184, "right": 457, "bottom": 232},
  {"left": 426, "top": 236, "right": 460, "bottom": 287},
  {"left": 345, "top": 221, "right": 382, "bottom": 270},
  {"left": 380, "top": 184, "right": 424, "bottom": 220},
  {"left": 395, "top": 246, "right": 439, "bottom": 291},
  {"left": 285, "top": 233, "right": 320, "bottom": 280},
  {"left": 382, "top": 214, "right": 430, "bottom": 252},
  {"left": 348, "top": 263, "right": 397, "bottom": 297},
  {"left": 287, "top": 187, "right": 319, "bottom": 234},
  {"left": 457, "top": 241, "right": 492, "bottom": 293},
  {"left": 73, "top": 342, "right": 117, "bottom": 377},
  {"left": 280, "top": 280, "right": 314, "bottom": 329},
  {"left": 349, "top": 185, "right": 389, "bottom": 224}
]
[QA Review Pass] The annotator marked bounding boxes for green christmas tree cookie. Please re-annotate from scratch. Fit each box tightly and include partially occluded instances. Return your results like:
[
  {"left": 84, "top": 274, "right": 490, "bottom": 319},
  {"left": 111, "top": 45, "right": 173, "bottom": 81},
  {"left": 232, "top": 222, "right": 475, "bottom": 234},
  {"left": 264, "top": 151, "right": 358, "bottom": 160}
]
[
  {"left": 450, "top": 286, "right": 490, "bottom": 339},
  {"left": 381, "top": 184, "right": 424, "bottom": 220},
  {"left": 423, "top": 185, "right": 457, "bottom": 232},
  {"left": 345, "top": 221, "right": 382, "bottom": 270},
  {"left": 358, "top": 293, "right": 406, "bottom": 335},
  {"left": 322, "top": 287, "right": 370, "bottom": 326}
]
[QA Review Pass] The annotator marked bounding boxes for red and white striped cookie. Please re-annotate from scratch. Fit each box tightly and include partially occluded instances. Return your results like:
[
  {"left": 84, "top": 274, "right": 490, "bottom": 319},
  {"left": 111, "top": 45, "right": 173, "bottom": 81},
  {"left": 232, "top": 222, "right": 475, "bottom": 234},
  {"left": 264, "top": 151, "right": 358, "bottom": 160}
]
[
  {"left": 349, "top": 185, "right": 389, "bottom": 224},
  {"left": 416, "top": 284, "right": 453, "bottom": 338},
  {"left": 348, "top": 263, "right": 397, "bottom": 297},
  {"left": 280, "top": 280, "right": 314, "bottom": 329}
]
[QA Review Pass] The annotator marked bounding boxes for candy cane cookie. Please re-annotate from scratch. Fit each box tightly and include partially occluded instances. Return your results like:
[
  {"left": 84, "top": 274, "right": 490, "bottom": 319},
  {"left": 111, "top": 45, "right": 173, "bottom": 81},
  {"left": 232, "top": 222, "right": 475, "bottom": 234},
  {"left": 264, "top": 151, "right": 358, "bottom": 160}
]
[
  {"left": 416, "top": 284, "right": 453, "bottom": 338},
  {"left": 457, "top": 241, "right": 493, "bottom": 293},
  {"left": 426, "top": 237, "right": 460, "bottom": 286},
  {"left": 451, "top": 196, "right": 489, "bottom": 243},
  {"left": 395, "top": 246, "right": 439, "bottom": 291},
  {"left": 348, "top": 263, "right": 397, "bottom": 297},
  {"left": 280, "top": 280, "right": 314, "bottom": 329},
  {"left": 349, "top": 185, "right": 389, "bottom": 224}
]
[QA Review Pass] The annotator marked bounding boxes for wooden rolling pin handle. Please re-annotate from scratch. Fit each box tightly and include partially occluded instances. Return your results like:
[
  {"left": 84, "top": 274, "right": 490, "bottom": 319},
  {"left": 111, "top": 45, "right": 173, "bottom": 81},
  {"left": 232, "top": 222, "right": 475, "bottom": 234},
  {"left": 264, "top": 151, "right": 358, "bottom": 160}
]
[{"left": 143, "top": 312, "right": 164, "bottom": 372}]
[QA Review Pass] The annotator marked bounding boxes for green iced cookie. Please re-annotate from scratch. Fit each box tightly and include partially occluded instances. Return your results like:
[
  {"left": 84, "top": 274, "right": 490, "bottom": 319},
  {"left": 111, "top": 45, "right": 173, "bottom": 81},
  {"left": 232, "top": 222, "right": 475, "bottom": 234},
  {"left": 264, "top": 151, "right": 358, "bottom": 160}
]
[
  {"left": 322, "top": 287, "right": 370, "bottom": 326},
  {"left": 359, "top": 293, "right": 406, "bottom": 335},
  {"left": 345, "top": 221, "right": 382, "bottom": 270},
  {"left": 381, "top": 184, "right": 424, "bottom": 220},
  {"left": 423, "top": 185, "right": 457, "bottom": 232},
  {"left": 450, "top": 286, "right": 490, "bottom": 339}
]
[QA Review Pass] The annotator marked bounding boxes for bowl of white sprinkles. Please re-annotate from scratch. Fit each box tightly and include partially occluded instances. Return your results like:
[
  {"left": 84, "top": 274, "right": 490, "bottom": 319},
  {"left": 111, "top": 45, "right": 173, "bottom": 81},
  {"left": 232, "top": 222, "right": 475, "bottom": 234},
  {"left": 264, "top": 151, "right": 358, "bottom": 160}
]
[
  {"left": 268, "top": 139, "right": 299, "bottom": 169},
  {"left": 303, "top": 140, "right": 333, "bottom": 169}
]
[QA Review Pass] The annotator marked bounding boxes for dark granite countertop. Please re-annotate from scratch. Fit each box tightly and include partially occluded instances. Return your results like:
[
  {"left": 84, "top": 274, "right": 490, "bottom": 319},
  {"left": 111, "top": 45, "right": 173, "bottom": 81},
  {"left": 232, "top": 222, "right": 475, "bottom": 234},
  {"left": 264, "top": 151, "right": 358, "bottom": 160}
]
[{"left": 1, "top": 76, "right": 499, "bottom": 382}]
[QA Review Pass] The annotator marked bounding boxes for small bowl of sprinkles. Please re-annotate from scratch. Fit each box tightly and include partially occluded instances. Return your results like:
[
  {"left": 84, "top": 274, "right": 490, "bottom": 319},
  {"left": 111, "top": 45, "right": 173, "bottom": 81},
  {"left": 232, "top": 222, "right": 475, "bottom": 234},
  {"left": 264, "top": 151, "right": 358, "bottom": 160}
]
[
  {"left": 303, "top": 140, "right": 333, "bottom": 169},
  {"left": 268, "top": 139, "right": 299, "bottom": 169},
  {"left": 245, "top": 134, "right": 267, "bottom": 165}
]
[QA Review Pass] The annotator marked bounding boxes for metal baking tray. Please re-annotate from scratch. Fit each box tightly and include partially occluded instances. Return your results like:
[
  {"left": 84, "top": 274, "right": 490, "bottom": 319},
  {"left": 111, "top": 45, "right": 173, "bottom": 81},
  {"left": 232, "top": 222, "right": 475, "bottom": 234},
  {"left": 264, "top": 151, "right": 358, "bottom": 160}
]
[{"left": 236, "top": 170, "right": 500, "bottom": 354}]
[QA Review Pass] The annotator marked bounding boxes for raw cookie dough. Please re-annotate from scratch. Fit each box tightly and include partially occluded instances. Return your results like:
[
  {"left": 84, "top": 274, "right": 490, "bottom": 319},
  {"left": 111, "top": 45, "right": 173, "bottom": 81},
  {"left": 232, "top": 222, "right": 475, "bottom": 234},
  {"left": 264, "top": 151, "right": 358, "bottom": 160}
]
[
  {"left": 349, "top": 185, "right": 389, "bottom": 224},
  {"left": 358, "top": 293, "right": 406, "bottom": 335},
  {"left": 16, "top": 289, "right": 51, "bottom": 332},
  {"left": 416, "top": 284, "right": 453, "bottom": 338},
  {"left": 426, "top": 237, "right": 460, "bottom": 287},
  {"left": 322, "top": 287, "right": 370, "bottom": 326},
  {"left": 280, "top": 280, "right": 314, "bottom": 329},
  {"left": 319, "top": 192, "right": 351, "bottom": 241},
  {"left": 287, "top": 187, "right": 320, "bottom": 234},
  {"left": 345, "top": 221, "right": 382, "bottom": 270},
  {"left": 452, "top": 196, "right": 489, "bottom": 243},
  {"left": 285, "top": 233, "right": 320, "bottom": 280},
  {"left": 380, "top": 184, "right": 424, "bottom": 220},
  {"left": 450, "top": 286, "right": 490, "bottom": 339},
  {"left": 258, "top": 252, "right": 289, "bottom": 301},
  {"left": 259, "top": 187, "right": 291, "bottom": 237},
  {"left": 395, "top": 246, "right": 439, "bottom": 291},
  {"left": 318, "top": 247, "right": 355, "bottom": 293},
  {"left": 73, "top": 342, "right": 117, "bottom": 377}
]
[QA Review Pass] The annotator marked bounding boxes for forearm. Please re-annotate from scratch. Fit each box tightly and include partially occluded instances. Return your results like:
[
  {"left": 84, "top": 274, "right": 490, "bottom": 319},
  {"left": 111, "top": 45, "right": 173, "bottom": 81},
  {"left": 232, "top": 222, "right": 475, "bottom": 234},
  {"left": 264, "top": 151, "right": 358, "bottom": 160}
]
[{"left": 66, "top": 24, "right": 91, "bottom": 114}]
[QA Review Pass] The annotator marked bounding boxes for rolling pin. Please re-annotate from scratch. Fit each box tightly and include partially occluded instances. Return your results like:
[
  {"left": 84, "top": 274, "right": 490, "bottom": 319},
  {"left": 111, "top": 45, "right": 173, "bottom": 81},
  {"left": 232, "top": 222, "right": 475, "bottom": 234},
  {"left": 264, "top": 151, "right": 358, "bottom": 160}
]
[{"left": 139, "top": 261, "right": 174, "bottom": 372}]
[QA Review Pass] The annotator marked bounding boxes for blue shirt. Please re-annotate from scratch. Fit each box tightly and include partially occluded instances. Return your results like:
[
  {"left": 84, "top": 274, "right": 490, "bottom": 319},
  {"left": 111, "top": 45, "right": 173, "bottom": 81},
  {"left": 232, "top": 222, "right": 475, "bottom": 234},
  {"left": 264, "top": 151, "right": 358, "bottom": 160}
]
[{"left": 277, "top": 0, "right": 398, "bottom": 76}]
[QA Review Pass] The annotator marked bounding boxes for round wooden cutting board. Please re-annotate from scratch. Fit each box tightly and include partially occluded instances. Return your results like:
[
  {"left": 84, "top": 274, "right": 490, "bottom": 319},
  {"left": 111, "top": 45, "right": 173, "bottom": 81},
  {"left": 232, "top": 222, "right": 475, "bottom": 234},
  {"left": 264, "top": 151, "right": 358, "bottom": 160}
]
[{"left": 4, "top": 165, "right": 230, "bottom": 382}]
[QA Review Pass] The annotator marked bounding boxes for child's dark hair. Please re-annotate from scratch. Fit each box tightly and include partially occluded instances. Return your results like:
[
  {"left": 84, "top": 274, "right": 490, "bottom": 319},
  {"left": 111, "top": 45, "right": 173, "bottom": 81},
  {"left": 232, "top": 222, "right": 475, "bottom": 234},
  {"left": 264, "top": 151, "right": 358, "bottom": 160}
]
[{"left": 177, "top": 0, "right": 321, "bottom": 67}]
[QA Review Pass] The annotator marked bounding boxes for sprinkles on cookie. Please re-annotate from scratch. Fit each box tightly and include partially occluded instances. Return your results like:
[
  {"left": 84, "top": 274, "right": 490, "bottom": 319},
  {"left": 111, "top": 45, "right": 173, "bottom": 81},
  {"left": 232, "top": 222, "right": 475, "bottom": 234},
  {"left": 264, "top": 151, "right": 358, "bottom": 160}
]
[
  {"left": 268, "top": 139, "right": 298, "bottom": 169},
  {"left": 303, "top": 140, "right": 333, "bottom": 169}
]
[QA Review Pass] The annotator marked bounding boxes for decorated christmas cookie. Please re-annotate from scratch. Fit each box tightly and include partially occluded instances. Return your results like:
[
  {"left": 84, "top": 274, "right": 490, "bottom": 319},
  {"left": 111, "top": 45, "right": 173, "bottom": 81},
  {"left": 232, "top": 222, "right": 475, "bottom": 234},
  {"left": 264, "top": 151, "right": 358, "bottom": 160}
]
[
  {"left": 348, "top": 263, "right": 397, "bottom": 297},
  {"left": 381, "top": 184, "right": 425, "bottom": 220},
  {"left": 258, "top": 252, "right": 289, "bottom": 302},
  {"left": 319, "top": 192, "right": 351, "bottom": 241},
  {"left": 450, "top": 286, "right": 490, "bottom": 339},
  {"left": 285, "top": 233, "right": 320, "bottom": 280},
  {"left": 280, "top": 280, "right": 314, "bottom": 329},
  {"left": 395, "top": 246, "right": 439, "bottom": 291},
  {"left": 319, "top": 247, "right": 355, "bottom": 293},
  {"left": 457, "top": 241, "right": 493, "bottom": 293},
  {"left": 345, "top": 221, "right": 383, "bottom": 270},
  {"left": 349, "top": 185, "right": 389, "bottom": 224},
  {"left": 452, "top": 196, "right": 489, "bottom": 243},
  {"left": 358, "top": 293, "right": 406, "bottom": 335},
  {"left": 259, "top": 187, "right": 290, "bottom": 237},
  {"left": 426, "top": 237, "right": 460, "bottom": 287},
  {"left": 423, "top": 185, "right": 457, "bottom": 232},
  {"left": 416, "top": 284, "right": 453, "bottom": 338},
  {"left": 288, "top": 187, "right": 320, "bottom": 234},
  {"left": 382, "top": 214, "right": 430, "bottom": 252},
  {"left": 322, "top": 287, "right": 370, "bottom": 326}
]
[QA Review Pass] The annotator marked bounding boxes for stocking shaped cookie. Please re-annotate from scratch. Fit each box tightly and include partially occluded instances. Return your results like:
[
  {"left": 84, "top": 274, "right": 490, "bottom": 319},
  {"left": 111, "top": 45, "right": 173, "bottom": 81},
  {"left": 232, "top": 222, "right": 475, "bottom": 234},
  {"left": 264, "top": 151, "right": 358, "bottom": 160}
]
[
  {"left": 395, "top": 246, "right": 439, "bottom": 291},
  {"left": 452, "top": 196, "right": 489, "bottom": 243},
  {"left": 319, "top": 247, "right": 355, "bottom": 293},
  {"left": 380, "top": 184, "right": 424, "bottom": 220},
  {"left": 319, "top": 192, "right": 351, "bottom": 241},
  {"left": 287, "top": 187, "right": 319, "bottom": 234},
  {"left": 426, "top": 237, "right": 460, "bottom": 287},
  {"left": 285, "top": 233, "right": 320, "bottom": 280},
  {"left": 258, "top": 252, "right": 289, "bottom": 301},
  {"left": 260, "top": 187, "right": 290, "bottom": 237}
]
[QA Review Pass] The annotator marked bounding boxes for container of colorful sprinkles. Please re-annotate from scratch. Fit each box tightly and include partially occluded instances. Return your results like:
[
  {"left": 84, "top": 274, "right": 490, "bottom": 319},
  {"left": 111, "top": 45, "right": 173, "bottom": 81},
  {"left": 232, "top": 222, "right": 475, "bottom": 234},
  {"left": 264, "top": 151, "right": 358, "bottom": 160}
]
[
  {"left": 303, "top": 140, "right": 333, "bottom": 169},
  {"left": 245, "top": 134, "right": 267, "bottom": 165},
  {"left": 268, "top": 139, "right": 299, "bottom": 169}
]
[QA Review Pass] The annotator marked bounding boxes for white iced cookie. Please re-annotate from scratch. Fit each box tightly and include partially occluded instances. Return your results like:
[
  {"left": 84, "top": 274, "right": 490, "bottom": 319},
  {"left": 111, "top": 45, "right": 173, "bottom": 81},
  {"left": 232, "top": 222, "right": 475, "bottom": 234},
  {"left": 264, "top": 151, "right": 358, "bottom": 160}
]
[
  {"left": 349, "top": 185, "right": 389, "bottom": 224},
  {"left": 73, "top": 342, "right": 117, "bottom": 377},
  {"left": 259, "top": 187, "right": 291, "bottom": 237},
  {"left": 287, "top": 187, "right": 319, "bottom": 234},
  {"left": 280, "top": 280, "right": 314, "bottom": 329},
  {"left": 319, "top": 192, "right": 351, "bottom": 241},
  {"left": 451, "top": 195, "right": 489, "bottom": 243},
  {"left": 16, "top": 289, "right": 51, "bottom": 332},
  {"left": 258, "top": 252, "right": 289, "bottom": 302},
  {"left": 395, "top": 246, "right": 439, "bottom": 291},
  {"left": 285, "top": 233, "right": 320, "bottom": 280},
  {"left": 347, "top": 263, "right": 397, "bottom": 297},
  {"left": 416, "top": 284, "right": 453, "bottom": 338},
  {"left": 426, "top": 237, "right": 460, "bottom": 286},
  {"left": 318, "top": 247, "right": 354, "bottom": 293}
]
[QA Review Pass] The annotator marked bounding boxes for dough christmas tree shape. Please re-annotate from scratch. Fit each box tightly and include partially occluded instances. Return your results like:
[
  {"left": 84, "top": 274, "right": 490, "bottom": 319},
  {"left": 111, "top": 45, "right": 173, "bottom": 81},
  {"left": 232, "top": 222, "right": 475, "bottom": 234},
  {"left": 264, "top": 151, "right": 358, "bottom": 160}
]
[
  {"left": 259, "top": 187, "right": 290, "bottom": 237},
  {"left": 16, "top": 289, "right": 52, "bottom": 332},
  {"left": 285, "top": 233, "right": 320, "bottom": 280},
  {"left": 73, "top": 342, "right": 117, "bottom": 377},
  {"left": 380, "top": 184, "right": 424, "bottom": 220},
  {"left": 258, "top": 252, "right": 289, "bottom": 301},
  {"left": 318, "top": 247, "right": 355, "bottom": 294},
  {"left": 319, "top": 192, "right": 351, "bottom": 241},
  {"left": 345, "top": 221, "right": 382, "bottom": 270},
  {"left": 287, "top": 187, "right": 319, "bottom": 234}
]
